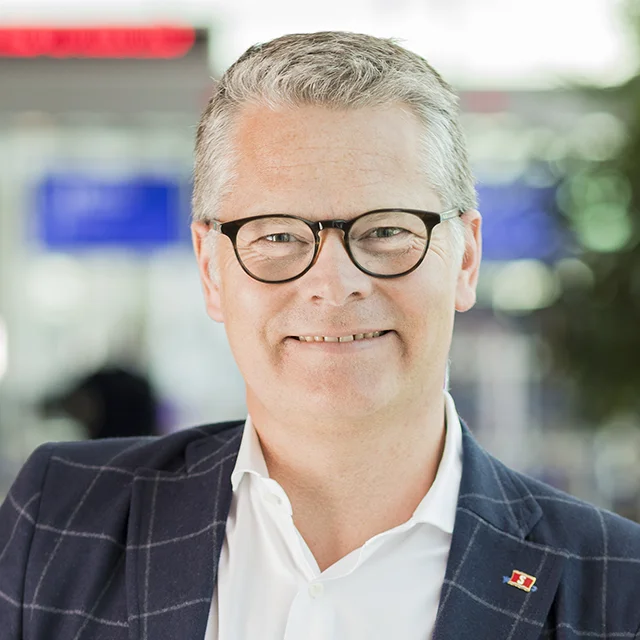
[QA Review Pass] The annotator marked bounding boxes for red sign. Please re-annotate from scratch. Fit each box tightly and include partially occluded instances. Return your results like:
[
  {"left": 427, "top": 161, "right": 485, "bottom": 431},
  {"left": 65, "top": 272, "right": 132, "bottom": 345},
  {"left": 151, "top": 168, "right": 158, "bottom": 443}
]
[
  {"left": 0, "top": 26, "right": 196, "bottom": 59},
  {"left": 507, "top": 569, "right": 537, "bottom": 592}
]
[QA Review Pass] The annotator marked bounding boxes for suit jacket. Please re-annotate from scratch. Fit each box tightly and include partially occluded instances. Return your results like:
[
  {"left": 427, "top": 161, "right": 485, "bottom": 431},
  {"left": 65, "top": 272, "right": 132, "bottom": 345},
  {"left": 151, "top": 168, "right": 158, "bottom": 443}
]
[{"left": 1, "top": 420, "right": 639, "bottom": 640}]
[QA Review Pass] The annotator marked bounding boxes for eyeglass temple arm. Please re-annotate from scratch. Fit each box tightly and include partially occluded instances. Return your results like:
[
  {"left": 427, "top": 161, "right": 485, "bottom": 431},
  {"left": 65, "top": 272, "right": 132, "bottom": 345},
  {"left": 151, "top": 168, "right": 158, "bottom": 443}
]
[{"left": 440, "top": 208, "right": 463, "bottom": 221}]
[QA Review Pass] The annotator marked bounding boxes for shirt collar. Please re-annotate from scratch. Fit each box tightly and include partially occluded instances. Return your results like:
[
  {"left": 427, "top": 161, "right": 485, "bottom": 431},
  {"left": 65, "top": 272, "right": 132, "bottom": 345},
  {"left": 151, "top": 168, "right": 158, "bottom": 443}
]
[
  {"left": 230, "top": 391, "right": 463, "bottom": 534},
  {"left": 410, "top": 390, "right": 463, "bottom": 534},
  {"left": 231, "top": 413, "right": 269, "bottom": 491}
]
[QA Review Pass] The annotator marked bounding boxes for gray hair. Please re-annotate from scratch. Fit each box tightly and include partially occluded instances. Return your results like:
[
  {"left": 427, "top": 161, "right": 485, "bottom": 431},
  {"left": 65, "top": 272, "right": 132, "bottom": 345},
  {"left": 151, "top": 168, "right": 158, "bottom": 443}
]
[{"left": 193, "top": 31, "right": 477, "bottom": 260}]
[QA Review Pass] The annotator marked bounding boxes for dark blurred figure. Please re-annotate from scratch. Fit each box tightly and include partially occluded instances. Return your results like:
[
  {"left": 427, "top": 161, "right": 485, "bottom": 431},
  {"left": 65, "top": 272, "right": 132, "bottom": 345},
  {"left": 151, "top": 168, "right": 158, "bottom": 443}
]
[{"left": 42, "top": 366, "right": 158, "bottom": 439}]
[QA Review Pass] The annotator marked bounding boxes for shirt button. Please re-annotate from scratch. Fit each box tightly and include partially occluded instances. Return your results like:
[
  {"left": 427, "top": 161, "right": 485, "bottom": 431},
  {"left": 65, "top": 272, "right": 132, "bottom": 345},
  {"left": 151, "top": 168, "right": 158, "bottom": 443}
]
[{"left": 308, "top": 583, "right": 324, "bottom": 599}]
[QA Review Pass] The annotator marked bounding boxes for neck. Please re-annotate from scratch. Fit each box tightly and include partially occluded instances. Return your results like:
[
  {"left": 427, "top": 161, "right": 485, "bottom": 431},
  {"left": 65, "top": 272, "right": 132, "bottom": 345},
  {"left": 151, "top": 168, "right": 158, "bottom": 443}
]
[{"left": 247, "top": 389, "right": 447, "bottom": 571}]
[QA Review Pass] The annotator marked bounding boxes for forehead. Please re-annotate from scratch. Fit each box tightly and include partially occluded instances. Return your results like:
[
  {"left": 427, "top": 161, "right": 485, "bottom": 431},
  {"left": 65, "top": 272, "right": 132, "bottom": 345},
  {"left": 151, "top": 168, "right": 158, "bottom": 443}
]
[{"left": 222, "top": 103, "right": 438, "bottom": 217}]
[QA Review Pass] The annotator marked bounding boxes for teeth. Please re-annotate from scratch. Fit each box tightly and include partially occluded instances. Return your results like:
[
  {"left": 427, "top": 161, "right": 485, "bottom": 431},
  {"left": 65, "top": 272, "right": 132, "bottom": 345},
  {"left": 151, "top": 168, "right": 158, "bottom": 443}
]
[{"left": 298, "top": 331, "right": 384, "bottom": 342}]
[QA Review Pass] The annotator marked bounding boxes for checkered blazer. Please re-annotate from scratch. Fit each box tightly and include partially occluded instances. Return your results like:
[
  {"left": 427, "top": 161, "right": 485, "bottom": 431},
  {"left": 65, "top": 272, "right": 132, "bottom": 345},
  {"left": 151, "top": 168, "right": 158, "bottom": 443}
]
[{"left": 1, "top": 420, "right": 639, "bottom": 639}]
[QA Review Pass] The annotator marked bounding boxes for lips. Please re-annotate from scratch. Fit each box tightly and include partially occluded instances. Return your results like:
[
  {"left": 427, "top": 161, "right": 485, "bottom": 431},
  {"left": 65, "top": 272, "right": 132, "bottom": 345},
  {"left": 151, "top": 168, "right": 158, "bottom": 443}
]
[{"left": 293, "top": 330, "right": 391, "bottom": 343}]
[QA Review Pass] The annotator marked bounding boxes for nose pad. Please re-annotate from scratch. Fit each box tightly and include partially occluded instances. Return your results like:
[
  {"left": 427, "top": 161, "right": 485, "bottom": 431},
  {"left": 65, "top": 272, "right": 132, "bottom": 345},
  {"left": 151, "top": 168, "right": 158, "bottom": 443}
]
[{"left": 318, "top": 227, "right": 346, "bottom": 246}]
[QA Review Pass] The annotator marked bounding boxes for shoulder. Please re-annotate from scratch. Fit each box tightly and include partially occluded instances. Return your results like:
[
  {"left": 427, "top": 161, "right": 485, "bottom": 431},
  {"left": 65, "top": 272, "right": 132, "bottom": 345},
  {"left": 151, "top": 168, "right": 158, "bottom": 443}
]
[
  {"left": 47, "top": 420, "right": 242, "bottom": 471},
  {"left": 507, "top": 464, "right": 640, "bottom": 630},
  {"left": 460, "top": 427, "right": 640, "bottom": 559},
  {"left": 9, "top": 420, "right": 244, "bottom": 509},
  {"left": 503, "top": 464, "right": 640, "bottom": 559}
]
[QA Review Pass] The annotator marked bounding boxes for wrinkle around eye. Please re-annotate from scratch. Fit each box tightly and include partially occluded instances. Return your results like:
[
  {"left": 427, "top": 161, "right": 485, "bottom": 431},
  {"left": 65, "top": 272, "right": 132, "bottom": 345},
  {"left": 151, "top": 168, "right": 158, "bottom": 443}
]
[{"left": 424, "top": 238, "right": 453, "bottom": 266}]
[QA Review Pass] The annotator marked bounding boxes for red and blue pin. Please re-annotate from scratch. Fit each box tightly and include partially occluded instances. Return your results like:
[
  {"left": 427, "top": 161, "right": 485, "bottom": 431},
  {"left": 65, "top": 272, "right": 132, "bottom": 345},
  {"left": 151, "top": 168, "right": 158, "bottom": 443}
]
[{"left": 503, "top": 569, "right": 537, "bottom": 593}]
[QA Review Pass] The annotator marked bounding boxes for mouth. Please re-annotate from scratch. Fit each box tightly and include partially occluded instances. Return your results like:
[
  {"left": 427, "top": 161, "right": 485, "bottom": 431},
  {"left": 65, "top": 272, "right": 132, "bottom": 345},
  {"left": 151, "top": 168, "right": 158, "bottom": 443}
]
[{"left": 291, "top": 330, "right": 392, "bottom": 343}]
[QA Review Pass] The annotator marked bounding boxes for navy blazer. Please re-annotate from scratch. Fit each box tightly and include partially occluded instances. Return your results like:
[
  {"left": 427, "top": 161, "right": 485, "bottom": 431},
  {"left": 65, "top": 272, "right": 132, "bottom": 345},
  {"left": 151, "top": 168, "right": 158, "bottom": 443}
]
[{"left": 1, "top": 420, "right": 639, "bottom": 639}]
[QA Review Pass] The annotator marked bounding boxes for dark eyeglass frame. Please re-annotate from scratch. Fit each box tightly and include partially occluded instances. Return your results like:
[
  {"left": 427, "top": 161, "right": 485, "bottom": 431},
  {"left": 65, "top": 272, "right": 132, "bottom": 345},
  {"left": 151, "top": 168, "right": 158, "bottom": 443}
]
[{"left": 206, "top": 207, "right": 463, "bottom": 284}]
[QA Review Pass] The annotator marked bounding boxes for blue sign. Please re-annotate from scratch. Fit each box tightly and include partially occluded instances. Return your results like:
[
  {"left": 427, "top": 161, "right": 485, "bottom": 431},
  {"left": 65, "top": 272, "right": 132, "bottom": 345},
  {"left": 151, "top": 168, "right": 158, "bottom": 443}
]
[
  {"left": 478, "top": 182, "right": 564, "bottom": 261},
  {"left": 35, "top": 175, "right": 563, "bottom": 259},
  {"left": 35, "top": 175, "right": 188, "bottom": 250}
]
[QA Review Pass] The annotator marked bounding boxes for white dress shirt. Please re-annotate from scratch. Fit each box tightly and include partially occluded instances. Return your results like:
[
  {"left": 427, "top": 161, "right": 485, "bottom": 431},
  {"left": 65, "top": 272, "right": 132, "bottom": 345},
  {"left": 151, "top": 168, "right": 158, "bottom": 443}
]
[{"left": 204, "top": 391, "right": 463, "bottom": 640}]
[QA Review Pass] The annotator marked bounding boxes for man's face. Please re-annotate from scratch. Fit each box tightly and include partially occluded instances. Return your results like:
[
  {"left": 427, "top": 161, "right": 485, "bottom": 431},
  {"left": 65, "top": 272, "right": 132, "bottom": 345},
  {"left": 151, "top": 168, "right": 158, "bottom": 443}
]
[{"left": 192, "top": 104, "right": 481, "bottom": 422}]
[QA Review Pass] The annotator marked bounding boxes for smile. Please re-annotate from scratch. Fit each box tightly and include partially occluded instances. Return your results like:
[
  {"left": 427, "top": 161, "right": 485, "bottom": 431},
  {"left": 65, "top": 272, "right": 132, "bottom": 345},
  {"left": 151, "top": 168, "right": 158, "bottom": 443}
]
[{"left": 296, "top": 330, "right": 390, "bottom": 342}]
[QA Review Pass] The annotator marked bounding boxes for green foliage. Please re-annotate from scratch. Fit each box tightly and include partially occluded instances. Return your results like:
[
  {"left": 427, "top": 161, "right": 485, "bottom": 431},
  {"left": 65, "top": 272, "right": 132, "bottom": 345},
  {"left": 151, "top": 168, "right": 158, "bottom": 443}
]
[{"left": 540, "top": 0, "right": 640, "bottom": 425}]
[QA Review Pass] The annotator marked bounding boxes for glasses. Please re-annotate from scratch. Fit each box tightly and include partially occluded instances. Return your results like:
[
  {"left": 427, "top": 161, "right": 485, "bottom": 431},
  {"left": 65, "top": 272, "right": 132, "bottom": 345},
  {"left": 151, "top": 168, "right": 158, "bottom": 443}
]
[{"left": 206, "top": 208, "right": 462, "bottom": 284}]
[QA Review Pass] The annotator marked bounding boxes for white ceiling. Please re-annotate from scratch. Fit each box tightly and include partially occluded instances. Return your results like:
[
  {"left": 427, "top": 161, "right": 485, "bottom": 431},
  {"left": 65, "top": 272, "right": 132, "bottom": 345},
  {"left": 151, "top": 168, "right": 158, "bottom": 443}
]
[{"left": 0, "top": 0, "right": 636, "bottom": 88}]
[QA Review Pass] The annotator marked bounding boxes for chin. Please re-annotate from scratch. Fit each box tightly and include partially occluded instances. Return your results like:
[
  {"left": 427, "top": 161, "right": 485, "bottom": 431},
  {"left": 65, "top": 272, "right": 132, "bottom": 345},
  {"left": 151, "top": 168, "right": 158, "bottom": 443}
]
[{"left": 298, "top": 379, "right": 395, "bottom": 418}]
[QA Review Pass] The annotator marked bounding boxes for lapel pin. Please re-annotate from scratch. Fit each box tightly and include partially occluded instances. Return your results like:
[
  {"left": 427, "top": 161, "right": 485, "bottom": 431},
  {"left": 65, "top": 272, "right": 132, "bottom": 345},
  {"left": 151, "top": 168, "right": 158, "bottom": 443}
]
[{"left": 503, "top": 569, "right": 537, "bottom": 593}]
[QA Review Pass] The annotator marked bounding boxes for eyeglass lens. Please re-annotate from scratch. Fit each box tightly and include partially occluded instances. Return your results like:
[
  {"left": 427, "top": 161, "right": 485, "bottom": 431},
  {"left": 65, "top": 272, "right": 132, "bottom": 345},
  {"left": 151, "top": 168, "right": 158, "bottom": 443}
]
[{"left": 234, "top": 211, "right": 429, "bottom": 282}]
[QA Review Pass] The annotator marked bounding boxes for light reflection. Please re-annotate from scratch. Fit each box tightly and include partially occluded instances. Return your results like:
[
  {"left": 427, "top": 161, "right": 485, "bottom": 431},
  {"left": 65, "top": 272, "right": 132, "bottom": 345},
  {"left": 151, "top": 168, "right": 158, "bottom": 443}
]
[
  {"left": 492, "top": 260, "right": 560, "bottom": 312},
  {"left": 576, "top": 203, "right": 632, "bottom": 253},
  {"left": 569, "top": 112, "right": 627, "bottom": 162},
  {"left": 27, "top": 255, "right": 87, "bottom": 318}
]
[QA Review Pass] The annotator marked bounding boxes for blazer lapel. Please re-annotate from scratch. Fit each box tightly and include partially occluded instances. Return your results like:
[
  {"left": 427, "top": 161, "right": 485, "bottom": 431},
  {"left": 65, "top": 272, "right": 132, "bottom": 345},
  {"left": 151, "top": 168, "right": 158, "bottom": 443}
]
[
  {"left": 126, "top": 424, "right": 243, "bottom": 640},
  {"left": 433, "top": 426, "right": 565, "bottom": 640}
]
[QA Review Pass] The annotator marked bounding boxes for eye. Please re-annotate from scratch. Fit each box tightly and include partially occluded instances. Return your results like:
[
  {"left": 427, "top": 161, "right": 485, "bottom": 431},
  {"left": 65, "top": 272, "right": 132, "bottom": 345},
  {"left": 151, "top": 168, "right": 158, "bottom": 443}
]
[
  {"left": 263, "top": 233, "right": 297, "bottom": 243},
  {"left": 367, "top": 227, "right": 406, "bottom": 238}
]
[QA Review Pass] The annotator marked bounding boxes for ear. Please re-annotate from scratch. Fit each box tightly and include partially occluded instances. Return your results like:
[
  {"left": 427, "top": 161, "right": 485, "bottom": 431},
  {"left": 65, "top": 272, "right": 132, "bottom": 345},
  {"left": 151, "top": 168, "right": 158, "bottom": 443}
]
[
  {"left": 191, "top": 221, "right": 225, "bottom": 323},
  {"left": 455, "top": 210, "right": 482, "bottom": 313}
]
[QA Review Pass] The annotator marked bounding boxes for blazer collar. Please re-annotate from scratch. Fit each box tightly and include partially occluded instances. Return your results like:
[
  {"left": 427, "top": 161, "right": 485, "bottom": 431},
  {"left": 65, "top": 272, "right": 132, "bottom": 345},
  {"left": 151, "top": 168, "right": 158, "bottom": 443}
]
[
  {"left": 126, "top": 422, "right": 243, "bottom": 640},
  {"left": 457, "top": 422, "right": 543, "bottom": 538}
]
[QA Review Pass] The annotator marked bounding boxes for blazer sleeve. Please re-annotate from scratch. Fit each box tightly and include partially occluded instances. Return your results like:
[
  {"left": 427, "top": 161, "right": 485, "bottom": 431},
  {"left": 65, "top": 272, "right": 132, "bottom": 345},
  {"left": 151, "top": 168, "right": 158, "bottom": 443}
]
[{"left": 0, "top": 443, "right": 54, "bottom": 638}]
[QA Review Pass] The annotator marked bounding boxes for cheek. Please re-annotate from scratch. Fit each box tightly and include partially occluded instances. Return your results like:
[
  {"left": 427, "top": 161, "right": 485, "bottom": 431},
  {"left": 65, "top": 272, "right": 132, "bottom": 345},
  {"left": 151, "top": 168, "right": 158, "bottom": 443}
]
[
  {"left": 219, "top": 276, "right": 281, "bottom": 361},
  {"left": 400, "top": 271, "right": 457, "bottom": 346},
  {"left": 217, "top": 245, "right": 257, "bottom": 316}
]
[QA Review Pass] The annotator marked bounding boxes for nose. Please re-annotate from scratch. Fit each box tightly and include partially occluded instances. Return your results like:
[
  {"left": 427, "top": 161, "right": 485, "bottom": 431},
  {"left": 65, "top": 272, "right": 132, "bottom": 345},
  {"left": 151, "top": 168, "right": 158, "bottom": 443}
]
[{"left": 298, "top": 229, "right": 374, "bottom": 305}]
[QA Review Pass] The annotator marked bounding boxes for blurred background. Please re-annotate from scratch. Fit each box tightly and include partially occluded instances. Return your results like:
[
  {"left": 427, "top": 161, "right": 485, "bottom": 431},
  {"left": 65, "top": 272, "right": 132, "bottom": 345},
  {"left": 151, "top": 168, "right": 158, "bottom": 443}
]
[{"left": 1, "top": 0, "right": 639, "bottom": 521}]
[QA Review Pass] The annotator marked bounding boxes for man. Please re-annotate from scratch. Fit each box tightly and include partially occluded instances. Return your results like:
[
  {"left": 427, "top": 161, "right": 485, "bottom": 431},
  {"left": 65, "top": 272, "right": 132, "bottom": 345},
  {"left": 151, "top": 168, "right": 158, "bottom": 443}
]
[{"left": 1, "top": 31, "right": 639, "bottom": 640}]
